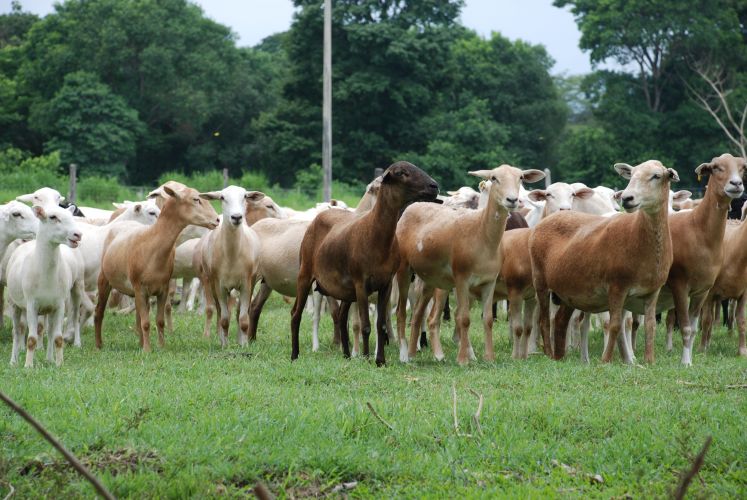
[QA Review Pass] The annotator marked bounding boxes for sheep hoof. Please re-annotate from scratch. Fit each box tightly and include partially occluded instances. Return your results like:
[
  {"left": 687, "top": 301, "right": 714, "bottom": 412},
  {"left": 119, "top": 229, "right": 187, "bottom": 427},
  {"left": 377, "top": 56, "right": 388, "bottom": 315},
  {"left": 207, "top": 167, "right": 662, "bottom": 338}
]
[
  {"left": 434, "top": 352, "right": 445, "bottom": 362},
  {"left": 419, "top": 332, "right": 428, "bottom": 348}
]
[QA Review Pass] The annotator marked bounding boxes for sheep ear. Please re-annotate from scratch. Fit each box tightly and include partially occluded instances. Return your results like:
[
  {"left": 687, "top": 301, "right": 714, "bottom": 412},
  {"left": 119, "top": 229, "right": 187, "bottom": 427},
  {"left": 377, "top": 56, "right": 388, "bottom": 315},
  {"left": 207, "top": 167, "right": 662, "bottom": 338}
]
[
  {"left": 112, "top": 202, "right": 125, "bottom": 209},
  {"left": 245, "top": 191, "right": 266, "bottom": 202},
  {"left": 574, "top": 187, "right": 595, "bottom": 200},
  {"left": 199, "top": 191, "right": 222, "bottom": 201},
  {"left": 613, "top": 190, "right": 624, "bottom": 201},
  {"left": 66, "top": 205, "right": 77, "bottom": 215},
  {"left": 147, "top": 188, "right": 162, "bottom": 199},
  {"left": 468, "top": 170, "right": 493, "bottom": 180},
  {"left": 16, "top": 194, "right": 33, "bottom": 203},
  {"left": 527, "top": 190, "right": 547, "bottom": 202},
  {"left": 694, "top": 162, "right": 713, "bottom": 176},
  {"left": 672, "top": 190, "right": 692, "bottom": 202},
  {"left": 162, "top": 186, "right": 178, "bottom": 198},
  {"left": 521, "top": 169, "right": 546, "bottom": 184},
  {"left": 134, "top": 204, "right": 143, "bottom": 213},
  {"left": 614, "top": 163, "right": 634, "bottom": 179},
  {"left": 667, "top": 168, "right": 680, "bottom": 182},
  {"left": 446, "top": 190, "right": 458, "bottom": 196},
  {"left": 33, "top": 206, "right": 46, "bottom": 220}
]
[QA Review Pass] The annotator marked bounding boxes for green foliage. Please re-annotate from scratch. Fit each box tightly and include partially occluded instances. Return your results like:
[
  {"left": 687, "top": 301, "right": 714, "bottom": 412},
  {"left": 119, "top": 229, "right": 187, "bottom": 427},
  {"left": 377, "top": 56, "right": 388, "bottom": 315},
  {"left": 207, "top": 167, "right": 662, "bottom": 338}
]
[
  {"left": 238, "top": 170, "right": 271, "bottom": 192},
  {"left": 0, "top": 299, "right": 745, "bottom": 497},
  {"left": 0, "top": 148, "right": 65, "bottom": 196},
  {"left": 29, "top": 71, "right": 143, "bottom": 178},
  {"left": 294, "top": 163, "right": 323, "bottom": 197},
  {"left": 76, "top": 175, "right": 128, "bottom": 203},
  {"left": 157, "top": 170, "right": 225, "bottom": 193},
  {"left": 555, "top": 125, "right": 621, "bottom": 187}
]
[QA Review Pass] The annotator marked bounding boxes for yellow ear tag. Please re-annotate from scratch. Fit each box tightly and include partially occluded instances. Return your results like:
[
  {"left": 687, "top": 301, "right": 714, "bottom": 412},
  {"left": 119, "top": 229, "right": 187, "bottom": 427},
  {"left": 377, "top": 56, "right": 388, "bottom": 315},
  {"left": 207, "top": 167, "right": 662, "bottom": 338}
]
[{"left": 698, "top": 174, "right": 702, "bottom": 182}]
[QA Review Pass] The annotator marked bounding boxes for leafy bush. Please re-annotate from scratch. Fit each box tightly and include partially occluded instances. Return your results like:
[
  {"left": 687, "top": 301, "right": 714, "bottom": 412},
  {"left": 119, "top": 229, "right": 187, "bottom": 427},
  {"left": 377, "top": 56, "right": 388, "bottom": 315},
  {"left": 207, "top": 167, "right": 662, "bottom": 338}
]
[
  {"left": 158, "top": 170, "right": 225, "bottom": 192},
  {"left": 238, "top": 170, "right": 270, "bottom": 191},
  {"left": 0, "top": 148, "right": 66, "bottom": 195},
  {"left": 294, "top": 163, "right": 322, "bottom": 197},
  {"left": 77, "top": 175, "right": 127, "bottom": 203}
]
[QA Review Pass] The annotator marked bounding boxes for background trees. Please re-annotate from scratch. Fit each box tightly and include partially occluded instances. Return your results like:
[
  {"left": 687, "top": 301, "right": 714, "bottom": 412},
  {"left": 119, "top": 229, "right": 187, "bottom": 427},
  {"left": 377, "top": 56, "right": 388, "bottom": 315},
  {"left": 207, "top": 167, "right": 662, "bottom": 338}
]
[{"left": 1, "top": 0, "right": 747, "bottom": 192}]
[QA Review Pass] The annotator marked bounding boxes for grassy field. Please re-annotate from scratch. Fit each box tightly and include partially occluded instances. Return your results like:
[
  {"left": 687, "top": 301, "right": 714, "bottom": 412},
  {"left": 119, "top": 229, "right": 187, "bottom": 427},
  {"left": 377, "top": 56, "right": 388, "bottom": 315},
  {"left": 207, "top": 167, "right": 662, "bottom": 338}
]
[{"left": 1, "top": 295, "right": 746, "bottom": 498}]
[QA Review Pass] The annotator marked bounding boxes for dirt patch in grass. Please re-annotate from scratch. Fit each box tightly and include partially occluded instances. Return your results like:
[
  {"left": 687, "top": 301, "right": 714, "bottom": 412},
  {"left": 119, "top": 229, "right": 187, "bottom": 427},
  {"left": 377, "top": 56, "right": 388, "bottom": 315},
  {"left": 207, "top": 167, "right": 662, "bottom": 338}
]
[
  {"left": 19, "top": 447, "right": 163, "bottom": 478},
  {"left": 221, "top": 469, "right": 365, "bottom": 498}
]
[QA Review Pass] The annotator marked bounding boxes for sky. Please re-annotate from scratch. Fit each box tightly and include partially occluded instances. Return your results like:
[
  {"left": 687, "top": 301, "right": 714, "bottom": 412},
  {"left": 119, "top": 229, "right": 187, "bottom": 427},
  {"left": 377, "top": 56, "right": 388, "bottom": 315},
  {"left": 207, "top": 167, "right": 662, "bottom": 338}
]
[{"left": 3, "top": 0, "right": 592, "bottom": 74}]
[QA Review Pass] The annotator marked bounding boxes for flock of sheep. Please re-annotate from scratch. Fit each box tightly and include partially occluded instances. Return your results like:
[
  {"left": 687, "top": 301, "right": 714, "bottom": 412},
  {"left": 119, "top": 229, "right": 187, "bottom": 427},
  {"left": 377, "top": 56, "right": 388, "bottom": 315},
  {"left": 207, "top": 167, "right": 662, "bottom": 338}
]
[{"left": 3, "top": 153, "right": 746, "bottom": 369}]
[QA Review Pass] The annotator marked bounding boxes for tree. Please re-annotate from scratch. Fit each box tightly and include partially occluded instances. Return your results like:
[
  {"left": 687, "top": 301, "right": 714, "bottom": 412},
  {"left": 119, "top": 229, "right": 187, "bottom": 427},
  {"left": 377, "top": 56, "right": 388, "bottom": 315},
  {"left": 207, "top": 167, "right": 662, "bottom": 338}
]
[
  {"left": 29, "top": 71, "right": 143, "bottom": 178},
  {"left": 555, "top": 0, "right": 739, "bottom": 113}
]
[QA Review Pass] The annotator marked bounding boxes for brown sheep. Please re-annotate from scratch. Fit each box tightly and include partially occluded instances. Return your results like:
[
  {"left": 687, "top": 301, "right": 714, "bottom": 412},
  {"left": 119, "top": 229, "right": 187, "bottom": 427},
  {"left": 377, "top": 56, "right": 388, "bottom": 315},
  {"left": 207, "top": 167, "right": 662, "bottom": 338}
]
[{"left": 290, "top": 161, "right": 439, "bottom": 366}]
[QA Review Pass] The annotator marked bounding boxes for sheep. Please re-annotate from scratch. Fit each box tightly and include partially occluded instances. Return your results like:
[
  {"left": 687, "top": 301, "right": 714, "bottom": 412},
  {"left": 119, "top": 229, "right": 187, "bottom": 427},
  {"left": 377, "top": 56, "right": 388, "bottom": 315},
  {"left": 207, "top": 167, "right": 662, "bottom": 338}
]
[
  {"left": 291, "top": 161, "right": 440, "bottom": 366},
  {"left": 0, "top": 202, "right": 39, "bottom": 324},
  {"left": 442, "top": 186, "right": 480, "bottom": 209},
  {"left": 528, "top": 182, "right": 595, "bottom": 215},
  {"left": 16, "top": 187, "right": 64, "bottom": 208},
  {"left": 700, "top": 218, "right": 747, "bottom": 356},
  {"left": 7, "top": 205, "right": 82, "bottom": 367},
  {"left": 94, "top": 185, "right": 220, "bottom": 352},
  {"left": 198, "top": 186, "right": 262, "bottom": 347},
  {"left": 395, "top": 165, "right": 545, "bottom": 365},
  {"left": 245, "top": 194, "right": 287, "bottom": 225},
  {"left": 653, "top": 156, "right": 745, "bottom": 365},
  {"left": 530, "top": 160, "right": 679, "bottom": 364}
]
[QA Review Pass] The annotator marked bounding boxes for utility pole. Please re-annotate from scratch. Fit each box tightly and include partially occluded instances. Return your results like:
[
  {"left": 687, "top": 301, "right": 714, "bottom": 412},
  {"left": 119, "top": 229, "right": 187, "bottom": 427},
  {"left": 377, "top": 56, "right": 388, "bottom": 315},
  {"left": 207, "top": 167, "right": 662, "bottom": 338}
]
[
  {"left": 322, "top": 0, "right": 332, "bottom": 202},
  {"left": 68, "top": 164, "right": 77, "bottom": 204}
]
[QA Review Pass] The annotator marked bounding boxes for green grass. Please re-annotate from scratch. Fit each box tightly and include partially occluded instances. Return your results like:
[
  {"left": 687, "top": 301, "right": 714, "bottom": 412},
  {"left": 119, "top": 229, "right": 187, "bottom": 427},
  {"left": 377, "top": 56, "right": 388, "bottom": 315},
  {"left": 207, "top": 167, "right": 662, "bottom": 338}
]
[{"left": 1, "top": 296, "right": 745, "bottom": 498}]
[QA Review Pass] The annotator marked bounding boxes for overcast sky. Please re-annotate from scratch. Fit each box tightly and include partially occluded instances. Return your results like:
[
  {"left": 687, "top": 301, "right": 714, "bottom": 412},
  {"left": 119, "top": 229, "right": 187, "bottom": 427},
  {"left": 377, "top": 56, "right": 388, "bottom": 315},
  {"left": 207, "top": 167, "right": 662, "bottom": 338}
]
[{"left": 4, "top": 0, "right": 591, "bottom": 74}]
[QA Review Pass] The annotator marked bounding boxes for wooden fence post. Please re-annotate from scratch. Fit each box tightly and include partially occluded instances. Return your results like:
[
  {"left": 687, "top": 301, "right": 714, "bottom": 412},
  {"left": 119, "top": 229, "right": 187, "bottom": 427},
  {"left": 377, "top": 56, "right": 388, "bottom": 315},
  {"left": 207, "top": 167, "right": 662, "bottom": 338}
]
[
  {"left": 223, "top": 168, "right": 229, "bottom": 188},
  {"left": 68, "top": 164, "right": 77, "bottom": 204}
]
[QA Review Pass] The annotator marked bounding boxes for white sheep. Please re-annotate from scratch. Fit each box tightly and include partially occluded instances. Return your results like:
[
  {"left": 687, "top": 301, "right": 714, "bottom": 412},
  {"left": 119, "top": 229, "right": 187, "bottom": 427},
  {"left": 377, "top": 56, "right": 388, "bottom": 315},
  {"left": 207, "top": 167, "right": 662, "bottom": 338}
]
[{"left": 8, "top": 205, "right": 83, "bottom": 367}]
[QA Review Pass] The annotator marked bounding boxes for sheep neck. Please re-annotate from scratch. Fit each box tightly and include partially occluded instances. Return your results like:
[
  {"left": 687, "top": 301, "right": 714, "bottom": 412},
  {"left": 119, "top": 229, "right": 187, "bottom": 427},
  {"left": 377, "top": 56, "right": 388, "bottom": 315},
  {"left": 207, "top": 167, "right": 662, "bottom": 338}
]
[
  {"left": 369, "top": 186, "right": 406, "bottom": 247},
  {"left": 142, "top": 200, "right": 192, "bottom": 262},
  {"left": 218, "top": 220, "right": 244, "bottom": 258},
  {"left": 637, "top": 195, "right": 671, "bottom": 269},
  {"left": 32, "top": 229, "right": 63, "bottom": 276},
  {"left": 692, "top": 177, "right": 731, "bottom": 247},
  {"left": 480, "top": 186, "right": 509, "bottom": 248}
]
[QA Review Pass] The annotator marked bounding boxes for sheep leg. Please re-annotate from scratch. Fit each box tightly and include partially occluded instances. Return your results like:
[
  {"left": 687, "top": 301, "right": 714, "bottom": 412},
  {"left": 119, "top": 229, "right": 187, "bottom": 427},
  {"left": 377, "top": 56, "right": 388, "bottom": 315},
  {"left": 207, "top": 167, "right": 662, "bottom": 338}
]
[
  {"left": 426, "top": 288, "right": 447, "bottom": 361},
  {"left": 579, "top": 308, "right": 591, "bottom": 363},
  {"left": 135, "top": 308, "right": 143, "bottom": 346},
  {"left": 216, "top": 287, "right": 230, "bottom": 348},
  {"left": 338, "top": 301, "right": 352, "bottom": 358},
  {"left": 454, "top": 278, "right": 473, "bottom": 366},
  {"left": 684, "top": 291, "right": 708, "bottom": 359},
  {"left": 93, "top": 272, "right": 112, "bottom": 350},
  {"left": 601, "top": 289, "right": 626, "bottom": 363},
  {"left": 699, "top": 292, "right": 716, "bottom": 352},
  {"left": 155, "top": 291, "right": 168, "bottom": 349},
  {"left": 186, "top": 278, "right": 200, "bottom": 311},
  {"left": 354, "top": 283, "right": 372, "bottom": 358},
  {"left": 248, "top": 281, "right": 272, "bottom": 343},
  {"left": 326, "top": 297, "right": 341, "bottom": 345},
  {"left": 665, "top": 308, "right": 676, "bottom": 352},
  {"left": 50, "top": 304, "right": 65, "bottom": 367},
  {"left": 671, "top": 281, "right": 695, "bottom": 366},
  {"left": 552, "top": 304, "right": 573, "bottom": 360},
  {"left": 165, "top": 279, "right": 175, "bottom": 333},
  {"left": 616, "top": 316, "right": 634, "bottom": 365},
  {"left": 631, "top": 314, "right": 641, "bottom": 353},
  {"left": 394, "top": 268, "right": 412, "bottom": 362},
  {"left": 202, "top": 274, "right": 215, "bottom": 338},
  {"left": 237, "top": 281, "right": 252, "bottom": 347},
  {"left": 728, "top": 299, "right": 736, "bottom": 331},
  {"left": 134, "top": 288, "right": 152, "bottom": 353},
  {"left": 522, "top": 298, "right": 537, "bottom": 358},
  {"left": 643, "top": 291, "right": 660, "bottom": 364},
  {"left": 534, "top": 286, "right": 554, "bottom": 358},
  {"left": 736, "top": 293, "right": 747, "bottom": 357},
  {"left": 24, "top": 300, "right": 39, "bottom": 368},
  {"left": 10, "top": 305, "right": 23, "bottom": 366},
  {"left": 46, "top": 314, "right": 55, "bottom": 363},
  {"left": 0, "top": 283, "right": 4, "bottom": 327},
  {"left": 310, "top": 291, "right": 324, "bottom": 349},
  {"left": 290, "top": 272, "right": 313, "bottom": 361},
  {"left": 375, "top": 282, "right": 392, "bottom": 366},
  {"left": 350, "top": 303, "right": 360, "bottom": 357},
  {"left": 408, "top": 284, "right": 434, "bottom": 359},
  {"left": 481, "top": 282, "right": 497, "bottom": 362}
]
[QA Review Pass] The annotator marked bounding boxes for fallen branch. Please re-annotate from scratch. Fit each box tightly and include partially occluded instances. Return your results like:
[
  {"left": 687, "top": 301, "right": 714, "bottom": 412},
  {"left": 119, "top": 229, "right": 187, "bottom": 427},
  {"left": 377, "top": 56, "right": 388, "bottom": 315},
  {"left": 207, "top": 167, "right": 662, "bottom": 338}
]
[
  {"left": 365, "top": 402, "right": 393, "bottom": 431},
  {"left": 253, "top": 482, "right": 273, "bottom": 500},
  {"left": 2, "top": 480, "right": 14, "bottom": 500},
  {"left": 674, "top": 435, "right": 712, "bottom": 500},
  {"left": 468, "top": 388, "right": 484, "bottom": 435},
  {"left": 725, "top": 384, "right": 747, "bottom": 389},
  {"left": 0, "top": 390, "right": 115, "bottom": 500}
]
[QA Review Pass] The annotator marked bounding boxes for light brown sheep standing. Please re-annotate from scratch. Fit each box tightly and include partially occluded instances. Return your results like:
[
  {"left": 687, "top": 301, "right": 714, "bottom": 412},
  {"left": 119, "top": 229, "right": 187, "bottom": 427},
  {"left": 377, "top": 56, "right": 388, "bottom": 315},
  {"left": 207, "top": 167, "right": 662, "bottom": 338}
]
[
  {"left": 395, "top": 165, "right": 545, "bottom": 365},
  {"left": 94, "top": 186, "right": 219, "bottom": 352},
  {"left": 290, "top": 161, "right": 439, "bottom": 366},
  {"left": 530, "top": 160, "right": 678, "bottom": 364}
]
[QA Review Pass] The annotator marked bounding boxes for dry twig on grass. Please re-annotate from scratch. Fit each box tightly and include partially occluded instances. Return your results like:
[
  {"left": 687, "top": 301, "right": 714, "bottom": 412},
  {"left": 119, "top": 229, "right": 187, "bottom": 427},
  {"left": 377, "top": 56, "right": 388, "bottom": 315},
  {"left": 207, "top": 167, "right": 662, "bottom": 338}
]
[
  {"left": 674, "top": 435, "right": 712, "bottom": 500},
  {"left": 2, "top": 480, "right": 15, "bottom": 500},
  {"left": 0, "top": 390, "right": 115, "bottom": 500},
  {"left": 366, "top": 402, "right": 394, "bottom": 431},
  {"left": 468, "top": 388, "right": 484, "bottom": 435}
]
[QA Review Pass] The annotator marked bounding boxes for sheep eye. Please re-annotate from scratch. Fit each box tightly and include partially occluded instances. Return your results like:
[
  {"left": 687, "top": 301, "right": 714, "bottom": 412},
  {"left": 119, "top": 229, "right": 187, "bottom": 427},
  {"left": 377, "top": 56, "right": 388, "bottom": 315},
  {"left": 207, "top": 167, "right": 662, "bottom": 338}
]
[
  {"left": 651, "top": 174, "right": 661, "bottom": 180},
  {"left": 12, "top": 212, "right": 21, "bottom": 217},
  {"left": 545, "top": 193, "right": 553, "bottom": 198},
  {"left": 220, "top": 196, "right": 225, "bottom": 201},
  {"left": 193, "top": 198, "right": 200, "bottom": 204},
  {"left": 50, "top": 215, "right": 58, "bottom": 222}
]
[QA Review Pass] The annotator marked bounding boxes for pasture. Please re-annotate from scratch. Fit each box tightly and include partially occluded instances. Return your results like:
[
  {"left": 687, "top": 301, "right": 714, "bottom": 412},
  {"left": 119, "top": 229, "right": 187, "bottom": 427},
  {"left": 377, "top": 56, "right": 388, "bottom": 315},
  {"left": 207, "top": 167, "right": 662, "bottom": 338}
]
[{"left": 1, "top": 294, "right": 745, "bottom": 498}]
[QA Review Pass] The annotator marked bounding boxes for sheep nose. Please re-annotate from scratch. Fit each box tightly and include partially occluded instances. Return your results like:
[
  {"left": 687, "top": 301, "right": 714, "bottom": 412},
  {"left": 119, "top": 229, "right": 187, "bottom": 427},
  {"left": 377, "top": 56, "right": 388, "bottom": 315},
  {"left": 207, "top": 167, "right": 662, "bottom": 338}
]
[
  {"left": 429, "top": 182, "right": 438, "bottom": 190},
  {"left": 506, "top": 196, "right": 518, "bottom": 205},
  {"left": 730, "top": 179, "right": 743, "bottom": 187},
  {"left": 73, "top": 231, "right": 82, "bottom": 240},
  {"left": 230, "top": 214, "right": 243, "bottom": 224},
  {"left": 622, "top": 195, "right": 634, "bottom": 204}
]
